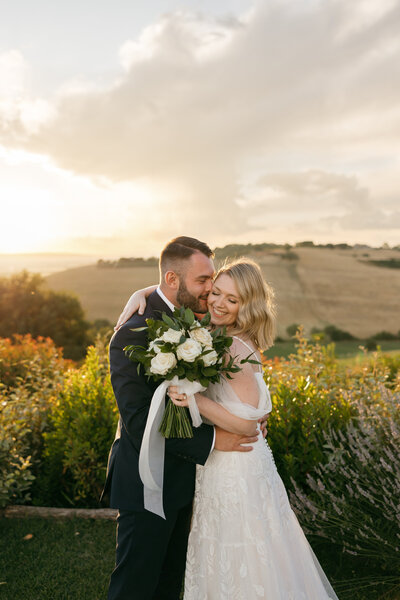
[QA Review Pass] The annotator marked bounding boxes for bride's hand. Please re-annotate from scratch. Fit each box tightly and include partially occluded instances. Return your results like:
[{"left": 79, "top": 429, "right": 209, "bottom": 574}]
[
  {"left": 114, "top": 285, "right": 157, "bottom": 330},
  {"left": 168, "top": 386, "right": 189, "bottom": 407}
]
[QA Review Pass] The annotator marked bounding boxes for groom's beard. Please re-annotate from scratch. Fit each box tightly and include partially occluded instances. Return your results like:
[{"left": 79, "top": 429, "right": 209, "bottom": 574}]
[{"left": 177, "top": 281, "right": 208, "bottom": 314}]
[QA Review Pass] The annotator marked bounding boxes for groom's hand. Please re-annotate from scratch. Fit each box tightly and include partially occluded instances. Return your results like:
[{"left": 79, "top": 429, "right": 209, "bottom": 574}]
[
  {"left": 258, "top": 412, "right": 270, "bottom": 438},
  {"left": 214, "top": 426, "right": 258, "bottom": 452}
]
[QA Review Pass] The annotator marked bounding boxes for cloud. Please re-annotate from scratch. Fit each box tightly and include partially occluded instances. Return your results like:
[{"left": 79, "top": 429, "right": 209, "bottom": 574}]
[
  {"left": 244, "top": 169, "right": 400, "bottom": 234},
  {"left": 0, "top": 1, "right": 400, "bottom": 242},
  {"left": 0, "top": 49, "right": 55, "bottom": 135}
]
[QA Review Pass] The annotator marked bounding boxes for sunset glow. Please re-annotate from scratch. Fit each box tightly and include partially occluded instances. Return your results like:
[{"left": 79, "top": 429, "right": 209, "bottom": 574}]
[{"left": 0, "top": 0, "right": 399, "bottom": 257}]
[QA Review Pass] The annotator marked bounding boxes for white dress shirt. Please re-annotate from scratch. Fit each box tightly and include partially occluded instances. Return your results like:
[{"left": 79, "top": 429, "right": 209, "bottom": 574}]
[{"left": 156, "top": 286, "right": 176, "bottom": 313}]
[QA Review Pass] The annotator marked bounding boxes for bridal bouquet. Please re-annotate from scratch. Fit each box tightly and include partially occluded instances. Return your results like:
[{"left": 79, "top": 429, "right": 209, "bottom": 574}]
[{"left": 124, "top": 307, "right": 250, "bottom": 438}]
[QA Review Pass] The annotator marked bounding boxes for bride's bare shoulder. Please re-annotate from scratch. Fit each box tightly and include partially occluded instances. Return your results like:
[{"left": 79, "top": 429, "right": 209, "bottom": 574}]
[{"left": 230, "top": 336, "right": 259, "bottom": 360}]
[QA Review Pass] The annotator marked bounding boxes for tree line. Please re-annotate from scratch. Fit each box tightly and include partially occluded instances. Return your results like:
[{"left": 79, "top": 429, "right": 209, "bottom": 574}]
[{"left": 0, "top": 272, "right": 112, "bottom": 360}]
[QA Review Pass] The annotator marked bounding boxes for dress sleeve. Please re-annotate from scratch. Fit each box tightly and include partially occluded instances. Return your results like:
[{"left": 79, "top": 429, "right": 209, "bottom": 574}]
[
  {"left": 205, "top": 338, "right": 267, "bottom": 420},
  {"left": 227, "top": 338, "right": 261, "bottom": 408}
]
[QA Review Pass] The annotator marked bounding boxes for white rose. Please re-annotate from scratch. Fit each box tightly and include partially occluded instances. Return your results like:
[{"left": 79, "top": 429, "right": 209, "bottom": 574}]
[
  {"left": 162, "top": 328, "right": 183, "bottom": 344},
  {"left": 176, "top": 338, "right": 202, "bottom": 362},
  {"left": 202, "top": 350, "right": 218, "bottom": 366},
  {"left": 148, "top": 339, "right": 162, "bottom": 354},
  {"left": 150, "top": 352, "right": 177, "bottom": 375},
  {"left": 189, "top": 326, "right": 213, "bottom": 348}
]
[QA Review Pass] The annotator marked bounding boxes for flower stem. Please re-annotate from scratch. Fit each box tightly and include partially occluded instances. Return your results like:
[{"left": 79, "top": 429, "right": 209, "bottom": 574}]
[{"left": 159, "top": 399, "right": 194, "bottom": 438}]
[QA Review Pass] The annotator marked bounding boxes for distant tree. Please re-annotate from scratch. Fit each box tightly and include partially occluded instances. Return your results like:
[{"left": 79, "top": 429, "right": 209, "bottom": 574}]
[
  {"left": 334, "top": 243, "right": 352, "bottom": 250},
  {"left": 295, "top": 241, "right": 315, "bottom": 248},
  {"left": 323, "top": 325, "right": 356, "bottom": 341},
  {"left": 87, "top": 319, "right": 113, "bottom": 342},
  {"left": 286, "top": 323, "right": 300, "bottom": 337},
  {"left": 365, "top": 338, "right": 378, "bottom": 352},
  {"left": 213, "top": 242, "right": 281, "bottom": 260},
  {"left": 0, "top": 271, "right": 90, "bottom": 359},
  {"left": 371, "top": 331, "right": 398, "bottom": 341},
  {"left": 97, "top": 257, "right": 158, "bottom": 268},
  {"left": 310, "top": 325, "right": 355, "bottom": 341},
  {"left": 281, "top": 251, "right": 299, "bottom": 260},
  {"left": 364, "top": 258, "right": 400, "bottom": 269},
  {"left": 310, "top": 327, "right": 326, "bottom": 341}
]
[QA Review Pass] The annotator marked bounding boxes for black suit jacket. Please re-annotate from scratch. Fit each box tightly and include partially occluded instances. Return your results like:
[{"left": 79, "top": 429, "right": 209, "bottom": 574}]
[{"left": 101, "top": 290, "right": 214, "bottom": 512}]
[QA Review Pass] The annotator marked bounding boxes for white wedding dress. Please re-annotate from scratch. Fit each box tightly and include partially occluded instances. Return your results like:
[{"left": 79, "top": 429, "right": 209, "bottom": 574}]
[{"left": 184, "top": 337, "right": 339, "bottom": 600}]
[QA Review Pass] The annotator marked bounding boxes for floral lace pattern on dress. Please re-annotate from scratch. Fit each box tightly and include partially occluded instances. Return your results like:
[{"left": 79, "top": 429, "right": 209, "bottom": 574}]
[{"left": 184, "top": 340, "right": 338, "bottom": 600}]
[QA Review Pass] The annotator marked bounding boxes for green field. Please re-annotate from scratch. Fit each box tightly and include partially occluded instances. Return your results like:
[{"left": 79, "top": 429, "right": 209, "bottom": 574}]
[
  {"left": 44, "top": 246, "right": 400, "bottom": 340},
  {"left": 264, "top": 339, "right": 400, "bottom": 360}
]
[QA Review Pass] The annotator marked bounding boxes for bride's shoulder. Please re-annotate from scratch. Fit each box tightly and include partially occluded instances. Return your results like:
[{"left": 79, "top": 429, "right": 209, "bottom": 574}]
[
  {"left": 229, "top": 336, "right": 261, "bottom": 372},
  {"left": 230, "top": 335, "right": 258, "bottom": 357}
]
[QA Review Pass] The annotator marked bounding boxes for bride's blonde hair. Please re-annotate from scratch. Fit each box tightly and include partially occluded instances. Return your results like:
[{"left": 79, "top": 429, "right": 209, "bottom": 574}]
[{"left": 215, "top": 258, "right": 276, "bottom": 350}]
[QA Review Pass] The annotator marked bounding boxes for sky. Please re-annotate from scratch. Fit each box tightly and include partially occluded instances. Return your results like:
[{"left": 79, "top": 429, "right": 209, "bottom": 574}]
[{"left": 0, "top": 0, "right": 399, "bottom": 257}]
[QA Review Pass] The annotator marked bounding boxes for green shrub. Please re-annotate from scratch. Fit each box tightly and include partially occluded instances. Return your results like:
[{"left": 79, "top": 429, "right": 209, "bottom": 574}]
[
  {"left": 0, "top": 390, "right": 35, "bottom": 507},
  {"left": 264, "top": 330, "right": 398, "bottom": 490},
  {"left": 0, "top": 335, "right": 67, "bottom": 506},
  {"left": 0, "top": 334, "right": 68, "bottom": 390},
  {"left": 265, "top": 332, "right": 354, "bottom": 488},
  {"left": 36, "top": 342, "right": 118, "bottom": 507},
  {"left": 378, "top": 353, "right": 400, "bottom": 387},
  {"left": 0, "top": 382, "right": 60, "bottom": 507}
]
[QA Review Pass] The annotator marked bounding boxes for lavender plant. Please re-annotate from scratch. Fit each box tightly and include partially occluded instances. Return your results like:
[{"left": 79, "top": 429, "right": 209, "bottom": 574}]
[{"left": 289, "top": 385, "right": 400, "bottom": 596}]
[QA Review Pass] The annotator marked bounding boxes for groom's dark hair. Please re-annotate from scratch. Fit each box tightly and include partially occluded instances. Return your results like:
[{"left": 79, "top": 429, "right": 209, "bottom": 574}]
[{"left": 160, "top": 236, "right": 214, "bottom": 277}]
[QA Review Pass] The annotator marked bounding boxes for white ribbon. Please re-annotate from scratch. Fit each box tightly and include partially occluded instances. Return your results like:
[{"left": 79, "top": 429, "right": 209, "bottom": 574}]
[{"left": 139, "top": 376, "right": 205, "bottom": 519}]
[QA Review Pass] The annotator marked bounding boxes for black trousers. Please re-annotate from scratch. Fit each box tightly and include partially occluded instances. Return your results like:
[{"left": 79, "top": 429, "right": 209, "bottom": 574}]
[{"left": 107, "top": 502, "right": 192, "bottom": 600}]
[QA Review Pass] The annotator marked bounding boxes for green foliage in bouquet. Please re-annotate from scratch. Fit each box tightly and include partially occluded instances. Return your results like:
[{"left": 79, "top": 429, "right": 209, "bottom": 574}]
[
  {"left": 125, "top": 307, "right": 258, "bottom": 438},
  {"left": 125, "top": 308, "right": 250, "bottom": 386}
]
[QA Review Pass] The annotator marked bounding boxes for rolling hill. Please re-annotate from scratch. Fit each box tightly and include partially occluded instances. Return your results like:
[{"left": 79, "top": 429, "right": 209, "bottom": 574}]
[{"left": 45, "top": 246, "right": 400, "bottom": 338}]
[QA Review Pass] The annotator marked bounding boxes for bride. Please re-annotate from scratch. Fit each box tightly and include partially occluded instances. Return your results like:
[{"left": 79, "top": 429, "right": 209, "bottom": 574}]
[{"left": 118, "top": 258, "right": 338, "bottom": 600}]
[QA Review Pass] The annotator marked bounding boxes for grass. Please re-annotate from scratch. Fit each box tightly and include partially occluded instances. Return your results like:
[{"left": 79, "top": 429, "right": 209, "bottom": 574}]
[
  {"left": 1, "top": 518, "right": 399, "bottom": 600},
  {"left": 310, "top": 540, "right": 400, "bottom": 600},
  {"left": 264, "top": 340, "right": 400, "bottom": 360},
  {"left": 0, "top": 517, "right": 115, "bottom": 600}
]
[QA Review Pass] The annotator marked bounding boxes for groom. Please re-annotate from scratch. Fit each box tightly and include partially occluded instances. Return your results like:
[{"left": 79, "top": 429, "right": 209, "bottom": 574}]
[{"left": 103, "top": 236, "right": 262, "bottom": 600}]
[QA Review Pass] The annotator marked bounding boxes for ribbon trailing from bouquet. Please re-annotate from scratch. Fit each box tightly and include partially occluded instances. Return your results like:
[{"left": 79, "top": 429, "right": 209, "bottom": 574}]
[{"left": 139, "top": 376, "right": 205, "bottom": 519}]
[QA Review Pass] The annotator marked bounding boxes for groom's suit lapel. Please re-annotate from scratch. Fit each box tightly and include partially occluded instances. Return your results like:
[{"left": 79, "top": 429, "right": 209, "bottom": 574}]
[{"left": 147, "top": 290, "right": 174, "bottom": 320}]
